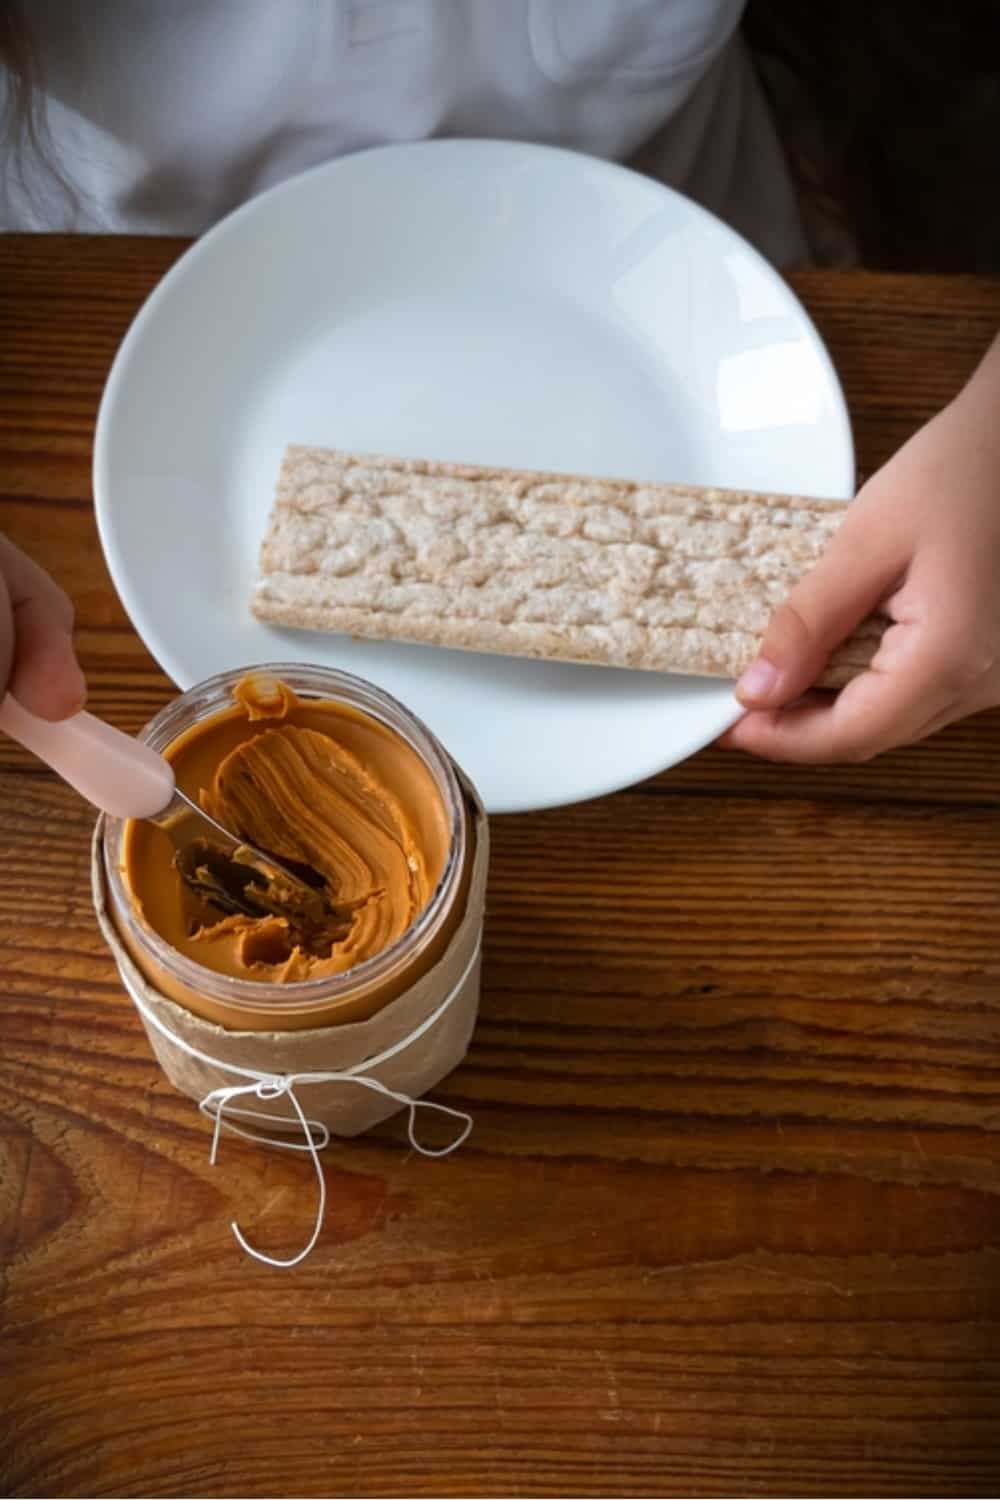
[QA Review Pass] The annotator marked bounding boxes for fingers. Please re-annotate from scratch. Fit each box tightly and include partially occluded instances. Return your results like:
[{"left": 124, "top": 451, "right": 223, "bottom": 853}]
[
  {"left": 735, "top": 517, "right": 904, "bottom": 711},
  {"left": 721, "top": 617, "right": 964, "bottom": 763},
  {"left": 0, "top": 537, "right": 86, "bottom": 721}
]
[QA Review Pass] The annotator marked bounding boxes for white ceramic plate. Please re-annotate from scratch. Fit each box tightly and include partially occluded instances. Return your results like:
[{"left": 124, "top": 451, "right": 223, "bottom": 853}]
[{"left": 94, "top": 139, "right": 853, "bottom": 814}]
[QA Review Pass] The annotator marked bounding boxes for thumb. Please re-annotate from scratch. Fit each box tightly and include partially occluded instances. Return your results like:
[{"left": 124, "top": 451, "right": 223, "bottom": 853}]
[{"left": 735, "top": 524, "right": 903, "bottom": 709}]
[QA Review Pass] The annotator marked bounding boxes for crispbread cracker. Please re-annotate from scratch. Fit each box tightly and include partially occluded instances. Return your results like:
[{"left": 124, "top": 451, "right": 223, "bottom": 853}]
[{"left": 253, "top": 446, "right": 883, "bottom": 686}]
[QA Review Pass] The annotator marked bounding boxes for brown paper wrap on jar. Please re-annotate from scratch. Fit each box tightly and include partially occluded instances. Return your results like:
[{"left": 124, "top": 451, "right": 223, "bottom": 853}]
[{"left": 91, "top": 783, "right": 488, "bottom": 1140}]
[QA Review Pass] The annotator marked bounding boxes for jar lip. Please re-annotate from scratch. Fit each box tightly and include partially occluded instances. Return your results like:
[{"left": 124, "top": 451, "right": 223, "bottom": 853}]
[{"left": 103, "top": 663, "right": 467, "bottom": 1010}]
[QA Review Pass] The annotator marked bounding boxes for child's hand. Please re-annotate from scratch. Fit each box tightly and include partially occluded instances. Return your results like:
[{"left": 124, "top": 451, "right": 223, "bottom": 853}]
[
  {"left": 0, "top": 536, "right": 86, "bottom": 721},
  {"left": 721, "top": 335, "right": 1000, "bottom": 763}
]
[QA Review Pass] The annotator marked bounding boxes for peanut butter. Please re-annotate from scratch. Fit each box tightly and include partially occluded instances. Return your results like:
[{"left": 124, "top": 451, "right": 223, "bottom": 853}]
[{"left": 123, "top": 676, "right": 451, "bottom": 988}]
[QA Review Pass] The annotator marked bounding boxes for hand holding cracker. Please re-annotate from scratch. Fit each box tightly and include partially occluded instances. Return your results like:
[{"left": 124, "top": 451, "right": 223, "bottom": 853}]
[
  {"left": 726, "top": 333, "right": 1000, "bottom": 762},
  {"left": 253, "top": 447, "right": 883, "bottom": 687}
]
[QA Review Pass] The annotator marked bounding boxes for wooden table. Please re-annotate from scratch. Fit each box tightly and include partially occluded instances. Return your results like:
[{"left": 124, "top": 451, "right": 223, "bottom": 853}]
[{"left": 3, "top": 239, "right": 1000, "bottom": 1499}]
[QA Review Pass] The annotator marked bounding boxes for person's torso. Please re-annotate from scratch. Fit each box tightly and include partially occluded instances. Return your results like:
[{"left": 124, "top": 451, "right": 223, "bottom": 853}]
[{"left": 6, "top": 0, "right": 805, "bottom": 263}]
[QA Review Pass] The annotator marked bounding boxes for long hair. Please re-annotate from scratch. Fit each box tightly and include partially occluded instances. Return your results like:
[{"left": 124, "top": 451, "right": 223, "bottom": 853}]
[
  {"left": 1, "top": 0, "right": 39, "bottom": 155},
  {"left": 0, "top": 0, "right": 77, "bottom": 220}
]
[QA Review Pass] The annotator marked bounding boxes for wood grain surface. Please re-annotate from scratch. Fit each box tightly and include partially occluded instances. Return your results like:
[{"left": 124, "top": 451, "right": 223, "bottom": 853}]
[{"left": 2, "top": 237, "right": 1000, "bottom": 1499}]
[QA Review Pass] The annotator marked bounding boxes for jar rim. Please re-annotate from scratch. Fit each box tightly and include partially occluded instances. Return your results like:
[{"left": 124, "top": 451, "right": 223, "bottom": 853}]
[{"left": 102, "top": 662, "right": 467, "bottom": 1013}]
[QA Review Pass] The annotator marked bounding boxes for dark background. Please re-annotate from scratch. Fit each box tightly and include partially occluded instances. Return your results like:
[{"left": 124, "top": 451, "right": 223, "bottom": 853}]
[{"left": 745, "top": 0, "right": 999, "bottom": 273}]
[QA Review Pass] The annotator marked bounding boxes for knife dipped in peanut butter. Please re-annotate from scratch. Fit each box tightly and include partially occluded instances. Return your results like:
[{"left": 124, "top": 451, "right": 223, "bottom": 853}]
[{"left": 0, "top": 692, "right": 342, "bottom": 939}]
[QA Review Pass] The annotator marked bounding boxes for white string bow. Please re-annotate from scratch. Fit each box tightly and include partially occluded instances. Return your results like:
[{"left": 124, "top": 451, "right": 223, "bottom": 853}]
[{"left": 125, "top": 944, "right": 479, "bottom": 1267}]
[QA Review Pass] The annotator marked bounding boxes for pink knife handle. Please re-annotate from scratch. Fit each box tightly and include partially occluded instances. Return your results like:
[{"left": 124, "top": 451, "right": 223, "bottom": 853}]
[{"left": 0, "top": 694, "right": 176, "bottom": 819}]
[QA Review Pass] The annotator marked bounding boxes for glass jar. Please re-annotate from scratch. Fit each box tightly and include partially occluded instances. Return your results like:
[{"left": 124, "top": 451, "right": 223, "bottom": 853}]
[{"left": 102, "top": 663, "right": 472, "bottom": 1031}]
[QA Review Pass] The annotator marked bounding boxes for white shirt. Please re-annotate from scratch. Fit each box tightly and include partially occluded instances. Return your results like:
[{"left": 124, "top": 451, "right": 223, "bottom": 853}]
[{"left": 6, "top": 0, "right": 807, "bottom": 266}]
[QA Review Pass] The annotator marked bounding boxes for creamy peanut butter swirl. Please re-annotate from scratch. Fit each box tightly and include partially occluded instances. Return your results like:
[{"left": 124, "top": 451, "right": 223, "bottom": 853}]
[
  {"left": 124, "top": 677, "right": 446, "bottom": 985},
  {"left": 197, "top": 723, "right": 429, "bottom": 978}
]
